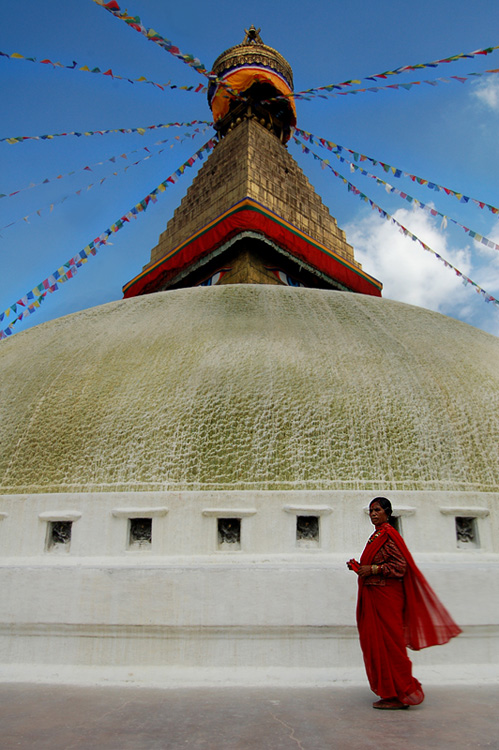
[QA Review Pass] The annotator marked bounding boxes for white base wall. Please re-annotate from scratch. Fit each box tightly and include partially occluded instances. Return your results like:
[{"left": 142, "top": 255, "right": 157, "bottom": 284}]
[
  {"left": 0, "top": 490, "right": 498, "bottom": 686},
  {"left": 1, "top": 663, "right": 498, "bottom": 688}
]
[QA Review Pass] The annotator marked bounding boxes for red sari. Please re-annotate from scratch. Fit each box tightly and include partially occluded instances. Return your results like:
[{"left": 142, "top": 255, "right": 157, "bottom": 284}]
[{"left": 356, "top": 522, "right": 461, "bottom": 705}]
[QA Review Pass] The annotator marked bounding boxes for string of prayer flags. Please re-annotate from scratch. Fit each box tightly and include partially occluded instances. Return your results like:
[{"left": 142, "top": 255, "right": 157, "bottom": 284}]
[
  {"left": 292, "top": 136, "right": 499, "bottom": 309},
  {"left": 0, "top": 50, "right": 208, "bottom": 95},
  {"left": 92, "top": 0, "right": 210, "bottom": 77},
  {"left": 294, "top": 128, "right": 499, "bottom": 218},
  {"left": 294, "top": 130, "right": 499, "bottom": 253},
  {"left": 91, "top": 1, "right": 240, "bottom": 101},
  {"left": 0, "top": 120, "right": 212, "bottom": 145},
  {"left": 289, "top": 42, "right": 499, "bottom": 98},
  {"left": 1, "top": 127, "right": 210, "bottom": 232},
  {"left": 287, "top": 67, "right": 499, "bottom": 102},
  {"left": 0, "top": 138, "right": 217, "bottom": 340},
  {"left": 0, "top": 126, "right": 209, "bottom": 202}
]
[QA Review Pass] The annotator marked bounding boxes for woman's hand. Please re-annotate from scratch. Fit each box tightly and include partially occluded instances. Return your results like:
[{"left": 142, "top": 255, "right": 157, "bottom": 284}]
[
  {"left": 346, "top": 560, "right": 371, "bottom": 576},
  {"left": 357, "top": 565, "right": 372, "bottom": 577}
]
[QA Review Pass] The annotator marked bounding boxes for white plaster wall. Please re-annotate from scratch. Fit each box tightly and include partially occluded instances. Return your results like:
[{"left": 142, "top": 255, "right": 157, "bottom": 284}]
[
  {"left": 0, "top": 490, "right": 497, "bottom": 685},
  {"left": 0, "top": 490, "right": 497, "bottom": 557}
]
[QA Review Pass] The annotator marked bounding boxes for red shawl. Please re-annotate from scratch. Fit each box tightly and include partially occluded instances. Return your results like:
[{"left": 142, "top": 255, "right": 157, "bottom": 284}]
[{"left": 359, "top": 523, "right": 462, "bottom": 651}]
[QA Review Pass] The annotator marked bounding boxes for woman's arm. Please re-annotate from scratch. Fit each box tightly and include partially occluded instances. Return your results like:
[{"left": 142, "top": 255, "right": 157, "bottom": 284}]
[{"left": 374, "top": 537, "right": 407, "bottom": 578}]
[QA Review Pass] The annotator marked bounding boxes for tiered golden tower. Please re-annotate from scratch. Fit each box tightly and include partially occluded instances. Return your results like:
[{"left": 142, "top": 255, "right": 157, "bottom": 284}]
[{"left": 123, "top": 28, "right": 381, "bottom": 297}]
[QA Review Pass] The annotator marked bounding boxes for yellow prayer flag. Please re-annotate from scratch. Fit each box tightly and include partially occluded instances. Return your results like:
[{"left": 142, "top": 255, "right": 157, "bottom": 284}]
[{"left": 11, "top": 53, "right": 24, "bottom": 59}]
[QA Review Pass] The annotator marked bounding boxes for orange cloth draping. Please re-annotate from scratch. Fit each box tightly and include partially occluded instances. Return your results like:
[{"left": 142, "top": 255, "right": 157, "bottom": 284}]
[{"left": 210, "top": 67, "right": 296, "bottom": 124}]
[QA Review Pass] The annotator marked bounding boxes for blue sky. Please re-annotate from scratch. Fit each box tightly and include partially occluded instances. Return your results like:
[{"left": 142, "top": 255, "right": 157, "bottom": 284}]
[{"left": 1, "top": 0, "right": 499, "bottom": 337}]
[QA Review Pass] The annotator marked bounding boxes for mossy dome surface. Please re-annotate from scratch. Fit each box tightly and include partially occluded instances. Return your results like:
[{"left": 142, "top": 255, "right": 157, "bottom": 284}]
[{"left": 1, "top": 285, "right": 498, "bottom": 494}]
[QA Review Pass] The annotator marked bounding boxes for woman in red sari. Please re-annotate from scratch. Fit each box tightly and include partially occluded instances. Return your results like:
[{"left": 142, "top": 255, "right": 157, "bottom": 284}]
[{"left": 347, "top": 497, "right": 461, "bottom": 710}]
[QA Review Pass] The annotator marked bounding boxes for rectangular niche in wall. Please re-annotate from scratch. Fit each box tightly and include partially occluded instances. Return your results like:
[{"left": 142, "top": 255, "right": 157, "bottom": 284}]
[
  {"left": 283, "top": 505, "right": 332, "bottom": 551},
  {"left": 129, "top": 518, "right": 152, "bottom": 549},
  {"left": 391, "top": 516, "right": 402, "bottom": 534},
  {"left": 296, "top": 516, "right": 320, "bottom": 548},
  {"left": 217, "top": 518, "right": 241, "bottom": 550},
  {"left": 112, "top": 507, "right": 169, "bottom": 552},
  {"left": 455, "top": 516, "right": 480, "bottom": 550},
  {"left": 363, "top": 506, "right": 415, "bottom": 537},
  {"left": 47, "top": 521, "right": 72, "bottom": 552},
  {"left": 440, "top": 506, "right": 489, "bottom": 551},
  {"left": 39, "top": 511, "right": 81, "bottom": 553}
]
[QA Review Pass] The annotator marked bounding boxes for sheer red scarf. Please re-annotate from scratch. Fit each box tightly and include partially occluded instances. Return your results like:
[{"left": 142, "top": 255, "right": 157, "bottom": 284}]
[{"left": 358, "top": 523, "right": 462, "bottom": 651}]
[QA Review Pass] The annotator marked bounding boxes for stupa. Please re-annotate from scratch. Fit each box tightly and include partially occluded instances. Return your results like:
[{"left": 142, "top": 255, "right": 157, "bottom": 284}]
[{"left": 0, "top": 29, "right": 498, "bottom": 687}]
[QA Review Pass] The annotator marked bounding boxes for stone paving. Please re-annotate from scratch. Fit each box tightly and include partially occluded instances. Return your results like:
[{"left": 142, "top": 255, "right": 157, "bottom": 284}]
[{"left": 0, "top": 683, "right": 497, "bottom": 750}]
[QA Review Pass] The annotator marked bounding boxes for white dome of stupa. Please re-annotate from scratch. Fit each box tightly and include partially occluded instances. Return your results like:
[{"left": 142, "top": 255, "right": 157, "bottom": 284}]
[{"left": 1, "top": 284, "right": 498, "bottom": 495}]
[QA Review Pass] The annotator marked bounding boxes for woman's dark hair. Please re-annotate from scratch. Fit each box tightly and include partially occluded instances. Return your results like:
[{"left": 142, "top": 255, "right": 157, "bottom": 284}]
[{"left": 370, "top": 497, "right": 397, "bottom": 527}]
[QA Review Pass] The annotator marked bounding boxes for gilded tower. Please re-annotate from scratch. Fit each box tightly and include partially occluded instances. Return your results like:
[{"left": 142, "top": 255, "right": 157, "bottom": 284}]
[{"left": 123, "top": 28, "right": 382, "bottom": 297}]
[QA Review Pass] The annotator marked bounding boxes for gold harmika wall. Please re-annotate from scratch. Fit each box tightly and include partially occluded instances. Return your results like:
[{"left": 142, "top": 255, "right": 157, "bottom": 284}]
[{"left": 144, "top": 118, "right": 359, "bottom": 271}]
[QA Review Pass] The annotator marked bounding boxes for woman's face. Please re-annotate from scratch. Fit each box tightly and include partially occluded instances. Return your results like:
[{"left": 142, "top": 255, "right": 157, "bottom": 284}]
[{"left": 369, "top": 501, "right": 388, "bottom": 527}]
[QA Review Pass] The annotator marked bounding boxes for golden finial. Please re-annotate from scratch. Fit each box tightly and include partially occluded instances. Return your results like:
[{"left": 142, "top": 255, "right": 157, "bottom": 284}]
[{"left": 243, "top": 25, "right": 263, "bottom": 44}]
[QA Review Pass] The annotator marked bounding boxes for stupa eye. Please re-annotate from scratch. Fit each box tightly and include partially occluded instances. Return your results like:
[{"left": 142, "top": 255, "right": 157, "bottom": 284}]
[
  {"left": 267, "top": 268, "right": 304, "bottom": 287},
  {"left": 198, "top": 268, "right": 231, "bottom": 286}
]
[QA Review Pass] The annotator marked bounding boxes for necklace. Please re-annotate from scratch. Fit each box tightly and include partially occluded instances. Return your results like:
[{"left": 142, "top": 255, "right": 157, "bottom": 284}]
[{"left": 367, "top": 529, "right": 384, "bottom": 544}]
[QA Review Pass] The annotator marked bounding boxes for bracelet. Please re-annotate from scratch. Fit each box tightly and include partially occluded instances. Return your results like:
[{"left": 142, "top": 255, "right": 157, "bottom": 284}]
[{"left": 371, "top": 564, "right": 380, "bottom": 575}]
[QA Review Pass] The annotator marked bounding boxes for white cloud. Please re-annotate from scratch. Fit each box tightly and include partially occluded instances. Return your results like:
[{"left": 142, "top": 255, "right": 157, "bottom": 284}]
[
  {"left": 346, "top": 206, "right": 474, "bottom": 314},
  {"left": 486, "top": 220, "right": 499, "bottom": 246},
  {"left": 344, "top": 205, "right": 499, "bottom": 338},
  {"left": 472, "top": 77, "right": 499, "bottom": 111}
]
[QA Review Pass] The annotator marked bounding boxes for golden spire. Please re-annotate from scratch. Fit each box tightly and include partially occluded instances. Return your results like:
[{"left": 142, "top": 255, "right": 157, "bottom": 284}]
[{"left": 243, "top": 25, "right": 263, "bottom": 45}]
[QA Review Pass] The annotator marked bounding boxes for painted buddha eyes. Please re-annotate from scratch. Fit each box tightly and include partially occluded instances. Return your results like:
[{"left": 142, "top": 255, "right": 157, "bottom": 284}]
[
  {"left": 197, "top": 267, "right": 304, "bottom": 287},
  {"left": 267, "top": 268, "right": 304, "bottom": 287},
  {"left": 198, "top": 269, "right": 231, "bottom": 286}
]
